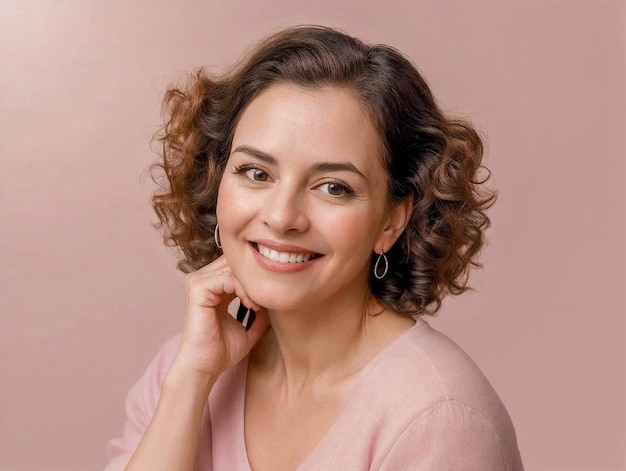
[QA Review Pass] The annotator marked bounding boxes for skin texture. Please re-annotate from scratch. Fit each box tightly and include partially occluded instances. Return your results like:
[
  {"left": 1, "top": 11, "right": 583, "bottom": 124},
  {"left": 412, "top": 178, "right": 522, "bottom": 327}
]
[
  {"left": 217, "top": 84, "right": 402, "bottom": 314},
  {"left": 125, "top": 84, "right": 413, "bottom": 471}
]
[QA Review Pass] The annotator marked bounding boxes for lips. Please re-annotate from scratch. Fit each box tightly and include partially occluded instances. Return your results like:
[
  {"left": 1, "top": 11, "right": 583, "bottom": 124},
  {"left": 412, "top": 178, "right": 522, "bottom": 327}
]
[{"left": 254, "top": 242, "right": 321, "bottom": 264}]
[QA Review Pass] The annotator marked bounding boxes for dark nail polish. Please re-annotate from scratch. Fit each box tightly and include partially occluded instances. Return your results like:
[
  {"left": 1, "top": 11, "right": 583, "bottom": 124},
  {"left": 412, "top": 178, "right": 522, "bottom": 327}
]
[
  {"left": 245, "top": 309, "right": 256, "bottom": 331},
  {"left": 236, "top": 301, "right": 248, "bottom": 323}
]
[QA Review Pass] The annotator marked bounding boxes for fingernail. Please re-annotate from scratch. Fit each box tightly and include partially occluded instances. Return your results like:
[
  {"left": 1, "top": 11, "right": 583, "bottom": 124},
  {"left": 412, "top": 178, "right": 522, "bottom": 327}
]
[
  {"left": 245, "top": 309, "right": 256, "bottom": 331},
  {"left": 236, "top": 301, "right": 248, "bottom": 323}
]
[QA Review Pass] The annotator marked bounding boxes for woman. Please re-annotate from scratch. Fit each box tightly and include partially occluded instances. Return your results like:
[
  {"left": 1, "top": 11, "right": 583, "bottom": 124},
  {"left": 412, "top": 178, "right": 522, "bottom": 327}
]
[{"left": 105, "top": 25, "right": 523, "bottom": 470}]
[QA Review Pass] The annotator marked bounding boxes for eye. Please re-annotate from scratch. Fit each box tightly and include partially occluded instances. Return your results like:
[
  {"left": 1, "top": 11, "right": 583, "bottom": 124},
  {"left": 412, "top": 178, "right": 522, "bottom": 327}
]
[
  {"left": 234, "top": 165, "right": 270, "bottom": 182},
  {"left": 246, "top": 168, "right": 269, "bottom": 182},
  {"left": 319, "top": 182, "right": 354, "bottom": 197}
]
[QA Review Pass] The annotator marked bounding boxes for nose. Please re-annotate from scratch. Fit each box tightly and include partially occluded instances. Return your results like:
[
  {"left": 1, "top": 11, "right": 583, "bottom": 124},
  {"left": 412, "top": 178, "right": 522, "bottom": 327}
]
[{"left": 261, "top": 185, "right": 310, "bottom": 234}]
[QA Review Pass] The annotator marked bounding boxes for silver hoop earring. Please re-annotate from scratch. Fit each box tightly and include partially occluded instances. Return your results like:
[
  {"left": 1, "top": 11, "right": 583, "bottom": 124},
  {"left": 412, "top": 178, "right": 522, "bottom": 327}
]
[
  {"left": 374, "top": 251, "right": 389, "bottom": 280},
  {"left": 214, "top": 223, "right": 222, "bottom": 249}
]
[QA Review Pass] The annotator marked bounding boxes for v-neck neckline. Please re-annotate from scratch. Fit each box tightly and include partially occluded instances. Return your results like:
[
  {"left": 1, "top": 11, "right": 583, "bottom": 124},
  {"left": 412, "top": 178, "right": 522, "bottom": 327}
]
[{"left": 235, "top": 319, "right": 427, "bottom": 471}]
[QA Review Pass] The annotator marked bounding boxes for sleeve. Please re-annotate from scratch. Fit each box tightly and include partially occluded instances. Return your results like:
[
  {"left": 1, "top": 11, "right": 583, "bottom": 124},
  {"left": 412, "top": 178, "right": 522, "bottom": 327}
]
[
  {"left": 377, "top": 399, "right": 519, "bottom": 471},
  {"left": 102, "top": 335, "right": 181, "bottom": 471}
]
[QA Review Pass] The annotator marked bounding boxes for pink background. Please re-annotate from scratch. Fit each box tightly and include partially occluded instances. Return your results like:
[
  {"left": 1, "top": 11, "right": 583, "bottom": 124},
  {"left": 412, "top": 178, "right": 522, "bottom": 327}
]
[{"left": 1, "top": 1, "right": 624, "bottom": 470}]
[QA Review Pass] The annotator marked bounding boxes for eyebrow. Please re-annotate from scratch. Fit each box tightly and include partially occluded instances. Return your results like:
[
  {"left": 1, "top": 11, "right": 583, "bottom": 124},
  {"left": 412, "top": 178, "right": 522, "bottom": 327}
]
[{"left": 231, "top": 145, "right": 367, "bottom": 179}]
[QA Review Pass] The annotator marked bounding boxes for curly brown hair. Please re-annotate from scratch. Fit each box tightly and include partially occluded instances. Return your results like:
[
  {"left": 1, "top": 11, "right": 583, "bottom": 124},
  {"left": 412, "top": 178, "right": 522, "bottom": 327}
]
[{"left": 152, "top": 25, "right": 495, "bottom": 317}]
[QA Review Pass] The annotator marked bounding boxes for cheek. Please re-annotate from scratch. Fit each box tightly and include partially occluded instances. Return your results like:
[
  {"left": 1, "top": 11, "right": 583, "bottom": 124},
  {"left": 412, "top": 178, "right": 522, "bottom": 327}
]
[
  {"left": 216, "top": 180, "right": 245, "bottom": 224},
  {"left": 326, "top": 208, "right": 384, "bottom": 254},
  {"left": 215, "top": 183, "right": 262, "bottom": 253}
]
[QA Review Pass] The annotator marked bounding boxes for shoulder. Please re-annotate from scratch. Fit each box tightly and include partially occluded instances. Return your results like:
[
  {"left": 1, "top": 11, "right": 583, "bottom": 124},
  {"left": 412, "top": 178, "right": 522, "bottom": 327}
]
[
  {"left": 132, "top": 334, "right": 182, "bottom": 399},
  {"left": 367, "top": 319, "right": 509, "bottom": 415},
  {"left": 104, "top": 334, "right": 182, "bottom": 471},
  {"left": 358, "top": 319, "right": 523, "bottom": 469},
  {"left": 375, "top": 398, "right": 523, "bottom": 470},
  {"left": 120, "top": 333, "right": 182, "bottom": 419}
]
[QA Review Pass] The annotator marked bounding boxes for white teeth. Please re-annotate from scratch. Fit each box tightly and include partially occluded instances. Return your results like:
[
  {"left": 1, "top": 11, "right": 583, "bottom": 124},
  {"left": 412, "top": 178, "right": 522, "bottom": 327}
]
[{"left": 257, "top": 244, "right": 315, "bottom": 263}]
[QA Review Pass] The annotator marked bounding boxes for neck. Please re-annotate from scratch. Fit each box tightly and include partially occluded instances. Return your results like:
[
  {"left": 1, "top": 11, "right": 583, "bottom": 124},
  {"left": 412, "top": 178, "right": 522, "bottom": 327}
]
[{"left": 251, "top": 293, "right": 413, "bottom": 390}]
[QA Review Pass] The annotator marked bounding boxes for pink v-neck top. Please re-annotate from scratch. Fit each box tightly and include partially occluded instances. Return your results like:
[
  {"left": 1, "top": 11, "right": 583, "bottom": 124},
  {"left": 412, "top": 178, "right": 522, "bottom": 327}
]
[{"left": 104, "top": 319, "right": 524, "bottom": 470}]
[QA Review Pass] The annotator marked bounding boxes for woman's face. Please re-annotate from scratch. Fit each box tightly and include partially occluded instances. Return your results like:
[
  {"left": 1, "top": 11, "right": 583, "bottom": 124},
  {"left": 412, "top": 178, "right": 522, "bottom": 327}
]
[{"left": 217, "top": 83, "right": 408, "bottom": 312}]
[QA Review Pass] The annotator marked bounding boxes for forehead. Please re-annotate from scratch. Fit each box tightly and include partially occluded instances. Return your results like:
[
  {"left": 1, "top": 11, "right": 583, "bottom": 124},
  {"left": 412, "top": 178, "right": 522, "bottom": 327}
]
[{"left": 231, "top": 83, "right": 384, "bottom": 170}]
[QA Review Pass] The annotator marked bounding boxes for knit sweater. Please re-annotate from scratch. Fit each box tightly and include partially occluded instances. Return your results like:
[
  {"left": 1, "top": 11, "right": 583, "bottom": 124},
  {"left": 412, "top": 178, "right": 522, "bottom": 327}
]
[{"left": 104, "top": 319, "right": 524, "bottom": 470}]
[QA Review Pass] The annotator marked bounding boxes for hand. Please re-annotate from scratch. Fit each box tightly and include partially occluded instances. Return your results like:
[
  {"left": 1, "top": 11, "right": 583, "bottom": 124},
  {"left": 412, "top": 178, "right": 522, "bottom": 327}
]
[
  {"left": 171, "top": 255, "right": 270, "bottom": 381},
  {"left": 123, "top": 256, "right": 267, "bottom": 471}
]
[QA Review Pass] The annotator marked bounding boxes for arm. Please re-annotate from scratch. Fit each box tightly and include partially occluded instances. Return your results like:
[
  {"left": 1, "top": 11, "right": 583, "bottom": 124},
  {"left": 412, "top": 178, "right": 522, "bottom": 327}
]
[
  {"left": 104, "top": 256, "right": 269, "bottom": 471},
  {"left": 121, "top": 365, "right": 216, "bottom": 471},
  {"left": 377, "top": 400, "right": 520, "bottom": 471}
]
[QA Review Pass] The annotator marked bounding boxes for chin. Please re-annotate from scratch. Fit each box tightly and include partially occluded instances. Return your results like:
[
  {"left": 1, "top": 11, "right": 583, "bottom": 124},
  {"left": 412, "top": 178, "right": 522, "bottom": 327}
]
[
  {"left": 238, "top": 282, "right": 307, "bottom": 313},
  {"left": 250, "top": 292, "right": 304, "bottom": 313}
]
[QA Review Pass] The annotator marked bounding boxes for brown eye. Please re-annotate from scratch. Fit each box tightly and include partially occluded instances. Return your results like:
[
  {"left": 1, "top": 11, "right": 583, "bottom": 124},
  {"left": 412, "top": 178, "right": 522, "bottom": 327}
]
[
  {"left": 246, "top": 168, "right": 269, "bottom": 182},
  {"left": 320, "top": 182, "right": 353, "bottom": 197}
]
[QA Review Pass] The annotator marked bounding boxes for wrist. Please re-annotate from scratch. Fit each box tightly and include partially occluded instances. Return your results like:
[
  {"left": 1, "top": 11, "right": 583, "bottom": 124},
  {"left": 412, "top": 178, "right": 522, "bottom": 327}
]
[{"left": 162, "top": 360, "right": 218, "bottom": 400}]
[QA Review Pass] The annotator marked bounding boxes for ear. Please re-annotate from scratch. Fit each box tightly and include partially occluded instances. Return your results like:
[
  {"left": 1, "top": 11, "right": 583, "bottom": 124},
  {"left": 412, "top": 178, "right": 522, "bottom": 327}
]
[{"left": 375, "top": 194, "right": 413, "bottom": 252}]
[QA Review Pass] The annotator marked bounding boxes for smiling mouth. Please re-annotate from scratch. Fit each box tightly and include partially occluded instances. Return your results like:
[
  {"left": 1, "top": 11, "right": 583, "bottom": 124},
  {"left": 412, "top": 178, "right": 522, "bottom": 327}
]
[{"left": 255, "top": 243, "right": 321, "bottom": 264}]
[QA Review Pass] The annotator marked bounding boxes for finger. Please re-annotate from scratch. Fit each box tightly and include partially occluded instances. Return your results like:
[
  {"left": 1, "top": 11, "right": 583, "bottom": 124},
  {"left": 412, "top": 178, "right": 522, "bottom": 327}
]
[
  {"left": 188, "top": 258, "right": 261, "bottom": 314},
  {"left": 229, "top": 277, "right": 262, "bottom": 312}
]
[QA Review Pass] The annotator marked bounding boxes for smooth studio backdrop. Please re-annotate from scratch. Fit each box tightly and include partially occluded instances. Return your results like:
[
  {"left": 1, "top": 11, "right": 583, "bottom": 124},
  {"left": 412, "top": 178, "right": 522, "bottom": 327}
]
[{"left": 0, "top": 1, "right": 624, "bottom": 470}]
